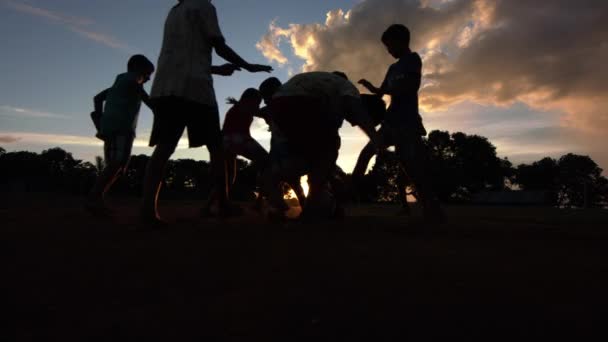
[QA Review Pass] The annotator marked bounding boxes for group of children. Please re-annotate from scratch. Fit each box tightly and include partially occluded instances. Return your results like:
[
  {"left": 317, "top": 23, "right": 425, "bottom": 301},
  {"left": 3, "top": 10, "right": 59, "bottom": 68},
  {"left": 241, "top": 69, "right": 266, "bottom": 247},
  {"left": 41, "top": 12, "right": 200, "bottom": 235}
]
[{"left": 86, "top": 21, "right": 445, "bottom": 225}]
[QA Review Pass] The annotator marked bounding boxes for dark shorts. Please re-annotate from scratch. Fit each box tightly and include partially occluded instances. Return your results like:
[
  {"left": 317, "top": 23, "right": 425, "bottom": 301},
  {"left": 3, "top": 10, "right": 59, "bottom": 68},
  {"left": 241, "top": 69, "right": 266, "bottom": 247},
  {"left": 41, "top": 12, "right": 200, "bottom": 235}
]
[
  {"left": 384, "top": 125, "right": 427, "bottom": 163},
  {"left": 104, "top": 134, "right": 134, "bottom": 166},
  {"left": 268, "top": 96, "right": 340, "bottom": 154},
  {"left": 149, "top": 96, "right": 221, "bottom": 149},
  {"left": 223, "top": 134, "right": 268, "bottom": 165}
]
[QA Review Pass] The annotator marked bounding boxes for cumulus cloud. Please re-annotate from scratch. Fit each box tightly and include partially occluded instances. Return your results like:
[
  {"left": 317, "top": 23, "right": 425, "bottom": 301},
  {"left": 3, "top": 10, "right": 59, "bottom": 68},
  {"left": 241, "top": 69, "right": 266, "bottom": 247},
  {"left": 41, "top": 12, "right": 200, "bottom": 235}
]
[
  {"left": 257, "top": 0, "right": 608, "bottom": 170},
  {"left": 3, "top": 0, "right": 133, "bottom": 52}
]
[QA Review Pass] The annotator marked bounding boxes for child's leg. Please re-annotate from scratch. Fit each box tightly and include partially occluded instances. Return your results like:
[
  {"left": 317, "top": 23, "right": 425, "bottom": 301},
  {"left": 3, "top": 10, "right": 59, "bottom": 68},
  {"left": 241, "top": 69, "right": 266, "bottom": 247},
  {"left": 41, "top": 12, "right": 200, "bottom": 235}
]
[
  {"left": 289, "top": 177, "right": 307, "bottom": 208},
  {"left": 353, "top": 126, "right": 390, "bottom": 179},
  {"left": 239, "top": 139, "right": 269, "bottom": 169},
  {"left": 202, "top": 141, "right": 237, "bottom": 216},
  {"left": 396, "top": 170, "right": 412, "bottom": 215},
  {"left": 225, "top": 152, "right": 237, "bottom": 188},
  {"left": 352, "top": 141, "right": 377, "bottom": 179},
  {"left": 394, "top": 131, "right": 444, "bottom": 220},
  {"left": 87, "top": 136, "right": 131, "bottom": 209},
  {"left": 304, "top": 143, "right": 339, "bottom": 219},
  {"left": 141, "top": 142, "right": 176, "bottom": 219},
  {"left": 88, "top": 161, "right": 124, "bottom": 202}
]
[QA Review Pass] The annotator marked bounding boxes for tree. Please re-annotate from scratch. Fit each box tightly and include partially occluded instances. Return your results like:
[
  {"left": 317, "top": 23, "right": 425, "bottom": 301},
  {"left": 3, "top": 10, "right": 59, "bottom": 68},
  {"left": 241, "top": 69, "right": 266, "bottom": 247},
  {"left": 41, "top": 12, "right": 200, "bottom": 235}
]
[
  {"left": 556, "top": 154, "right": 607, "bottom": 208},
  {"left": 40, "top": 148, "right": 81, "bottom": 191},
  {"left": 355, "top": 151, "right": 411, "bottom": 204},
  {"left": 0, "top": 147, "right": 6, "bottom": 156},
  {"left": 426, "top": 130, "right": 513, "bottom": 202},
  {"left": 515, "top": 154, "right": 608, "bottom": 208},
  {"left": 515, "top": 157, "right": 559, "bottom": 205}
]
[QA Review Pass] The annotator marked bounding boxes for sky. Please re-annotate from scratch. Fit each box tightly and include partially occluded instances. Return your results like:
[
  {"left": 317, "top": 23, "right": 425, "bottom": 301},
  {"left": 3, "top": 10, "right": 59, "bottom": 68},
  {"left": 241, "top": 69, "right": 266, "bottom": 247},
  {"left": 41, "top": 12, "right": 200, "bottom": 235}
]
[{"left": 1, "top": 0, "right": 607, "bottom": 174}]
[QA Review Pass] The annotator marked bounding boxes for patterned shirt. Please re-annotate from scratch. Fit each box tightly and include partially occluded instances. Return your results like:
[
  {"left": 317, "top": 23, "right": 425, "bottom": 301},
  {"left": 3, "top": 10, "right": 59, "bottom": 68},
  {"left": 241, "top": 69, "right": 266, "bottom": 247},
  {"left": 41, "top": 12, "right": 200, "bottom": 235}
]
[
  {"left": 151, "top": 0, "right": 224, "bottom": 106},
  {"left": 275, "top": 72, "right": 360, "bottom": 100}
]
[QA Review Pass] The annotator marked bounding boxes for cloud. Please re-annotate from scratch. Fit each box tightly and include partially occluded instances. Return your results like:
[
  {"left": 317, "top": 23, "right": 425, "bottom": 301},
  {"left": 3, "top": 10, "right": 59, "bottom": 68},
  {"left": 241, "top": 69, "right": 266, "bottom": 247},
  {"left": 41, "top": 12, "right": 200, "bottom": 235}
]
[
  {"left": 3, "top": 0, "right": 133, "bottom": 52},
  {"left": 0, "top": 135, "right": 21, "bottom": 143},
  {"left": 0, "top": 131, "right": 191, "bottom": 150},
  {"left": 257, "top": 0, "right": 608, "bottom": 170},
  {"left": 0, "top": 105, "right": 70, "bottom": 119}
]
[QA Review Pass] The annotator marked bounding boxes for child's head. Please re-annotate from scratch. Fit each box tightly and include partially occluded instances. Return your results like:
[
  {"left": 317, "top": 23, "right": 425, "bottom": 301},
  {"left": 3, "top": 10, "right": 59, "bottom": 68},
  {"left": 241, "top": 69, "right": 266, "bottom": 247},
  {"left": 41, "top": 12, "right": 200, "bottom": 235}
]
[
  {"left": 226, "top": 88, "right": 262, "bottom": 110},
  {"left": 127, "top": 55, "right": 155, "bottom": 84},
  {"left": 381, "top": 24, "right": 410, "bottom": 59},
  {"left": 259, "top": 77, "right": 282, "bottom": 105}
]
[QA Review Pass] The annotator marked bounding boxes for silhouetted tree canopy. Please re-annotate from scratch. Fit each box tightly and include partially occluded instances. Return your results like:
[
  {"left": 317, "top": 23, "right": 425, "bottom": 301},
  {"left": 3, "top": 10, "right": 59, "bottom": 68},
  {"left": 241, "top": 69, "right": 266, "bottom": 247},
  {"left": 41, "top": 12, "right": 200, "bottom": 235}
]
[
  {"left": 425, "top": 130, "right": 514, "bottom": 202},
  {"left": 0, "top": 146, "right": 258, "bottom": 200},
  {"left": 515, "top": 154, "right": 608, "bottom": 207},
  {"left": 1, "top": 142, "right": 606, "bottom": 208},
  {"left": 358, "top": 151, "right": 406, "bottom": 203}
]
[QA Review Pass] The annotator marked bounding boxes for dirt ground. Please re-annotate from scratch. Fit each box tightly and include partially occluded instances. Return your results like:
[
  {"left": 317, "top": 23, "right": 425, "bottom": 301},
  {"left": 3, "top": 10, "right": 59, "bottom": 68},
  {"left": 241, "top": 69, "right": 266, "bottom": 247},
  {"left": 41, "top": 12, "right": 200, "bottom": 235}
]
[{"left": 3, "top": 193, "right": 608, "bottom": 340}]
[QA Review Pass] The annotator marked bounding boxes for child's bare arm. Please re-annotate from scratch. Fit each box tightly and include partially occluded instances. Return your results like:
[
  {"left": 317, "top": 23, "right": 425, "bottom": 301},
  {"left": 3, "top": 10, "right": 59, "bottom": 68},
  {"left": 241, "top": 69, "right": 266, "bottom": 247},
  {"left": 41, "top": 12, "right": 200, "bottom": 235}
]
[
  {"left": 358, "top": 79, "right": 384, "bottom": 96},
  {"left": 211, "top": 63, "right": 241, "bottom": 76},
  {"left": 140, "top": 89, "right": 153, "bottom": 110},
  {"left": 93, "top": 88, "right": 110, "bottom": 113},
  {"left": 212, "top": 38, "right": 273, "bottom": 73}
]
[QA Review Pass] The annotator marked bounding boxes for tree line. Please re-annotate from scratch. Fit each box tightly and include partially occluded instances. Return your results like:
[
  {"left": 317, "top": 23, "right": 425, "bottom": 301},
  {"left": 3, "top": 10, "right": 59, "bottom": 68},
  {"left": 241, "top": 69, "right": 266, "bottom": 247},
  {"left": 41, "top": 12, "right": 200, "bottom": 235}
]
[{"left": 1, "top": 130, "right": 607, "bottom": 208}]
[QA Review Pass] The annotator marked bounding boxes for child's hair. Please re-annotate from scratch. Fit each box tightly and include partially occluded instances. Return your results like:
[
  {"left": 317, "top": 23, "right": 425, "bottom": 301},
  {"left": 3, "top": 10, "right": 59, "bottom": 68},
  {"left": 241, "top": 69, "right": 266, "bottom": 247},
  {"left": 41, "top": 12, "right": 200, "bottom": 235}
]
[
  {"left": 259, "top": 77, "right": 282, "bottom": 98},
  {"left": 127, "top": 55, "right": 155, "bottom": 74},
  {"left": 226, "top": 88, "right": 262, "bottom": 105},
  {"left": 382, "top": 24, "right": 410, "bottom": 46}
]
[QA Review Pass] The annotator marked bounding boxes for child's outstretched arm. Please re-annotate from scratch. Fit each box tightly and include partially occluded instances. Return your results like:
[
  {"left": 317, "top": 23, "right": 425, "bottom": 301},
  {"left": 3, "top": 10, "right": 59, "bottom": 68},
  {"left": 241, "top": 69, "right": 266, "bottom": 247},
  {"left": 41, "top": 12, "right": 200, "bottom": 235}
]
[
  {"left": 93, "top": 88, "right": 110, "bottom": 114},
  {"left": 211, "top": 64, "right": 241, "bottom": 76},
  {"left": 343, "top": 96, "right": 383, "bottom": 153},
  {"left": 358, "top": 79, "right": 384, "bottom": 96},
  {"left": 212, "top": 38, "right": 273, "bottom": 74}
]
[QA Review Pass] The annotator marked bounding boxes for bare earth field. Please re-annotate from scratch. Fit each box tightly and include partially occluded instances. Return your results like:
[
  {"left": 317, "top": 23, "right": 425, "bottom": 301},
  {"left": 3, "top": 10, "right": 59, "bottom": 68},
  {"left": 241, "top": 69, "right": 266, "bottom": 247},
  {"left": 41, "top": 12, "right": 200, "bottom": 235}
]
[{"left": 3, "top": 194, "right": 608, "bottom": 340}]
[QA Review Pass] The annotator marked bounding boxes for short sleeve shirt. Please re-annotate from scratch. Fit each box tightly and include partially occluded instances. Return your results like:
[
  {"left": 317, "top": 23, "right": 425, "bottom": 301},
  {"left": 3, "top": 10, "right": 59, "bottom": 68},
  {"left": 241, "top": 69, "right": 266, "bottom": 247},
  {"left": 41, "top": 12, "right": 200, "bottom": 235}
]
[
  {"left": 100, "top": 72, "right": 143, "bottom": 137},
  {"left": 381, "top": 52, "right": 422, "bottom": 126},
  {"left": 273, "top": 72, "right": 360, "bottom": 133},
  {"left": 150, "top": 0, "right": 224, "bottom": 107}
]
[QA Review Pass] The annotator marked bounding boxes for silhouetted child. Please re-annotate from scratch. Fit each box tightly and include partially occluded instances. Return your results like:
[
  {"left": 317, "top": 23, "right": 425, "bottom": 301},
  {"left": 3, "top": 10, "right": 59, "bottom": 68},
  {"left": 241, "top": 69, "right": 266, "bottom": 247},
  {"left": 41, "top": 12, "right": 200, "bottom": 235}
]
[
  {"left": 222, "top": 88, "right": 268, "bottom": 196},
  {"left": 259, "top": 73, "right": 380, "bottom": 221},
  {"left": 86, "top": 55, "right": 155, "bottom": 215},
  {"left": 358, "top": 24, "right": 444, "bottom": 222}
]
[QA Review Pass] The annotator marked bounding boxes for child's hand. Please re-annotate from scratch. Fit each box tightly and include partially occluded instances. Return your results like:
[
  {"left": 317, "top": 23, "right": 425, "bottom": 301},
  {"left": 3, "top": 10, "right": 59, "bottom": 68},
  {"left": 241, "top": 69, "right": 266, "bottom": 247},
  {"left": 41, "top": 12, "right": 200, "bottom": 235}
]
[
  {"left": 215, "top": 63, "right": 241, "bottom": 76},
  {"left": 358, "top": 79, "right": 373, "bottom": 88},
  {"left": 245, "top": 64, "right": 273, "bottom": 73}
]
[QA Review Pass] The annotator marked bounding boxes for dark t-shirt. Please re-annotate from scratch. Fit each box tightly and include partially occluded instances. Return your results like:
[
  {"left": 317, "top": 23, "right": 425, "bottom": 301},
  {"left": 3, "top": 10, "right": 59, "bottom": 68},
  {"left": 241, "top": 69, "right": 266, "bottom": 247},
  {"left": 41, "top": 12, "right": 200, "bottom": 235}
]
[{"left": 381, "top": 52, "right": 422, "bottom": 126}]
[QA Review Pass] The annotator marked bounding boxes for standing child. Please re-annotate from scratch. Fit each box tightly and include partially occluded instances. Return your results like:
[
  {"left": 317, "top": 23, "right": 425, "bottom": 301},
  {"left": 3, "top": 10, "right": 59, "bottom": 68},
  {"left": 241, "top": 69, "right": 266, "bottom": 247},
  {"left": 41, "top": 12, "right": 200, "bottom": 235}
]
[
  {"left": 86, "top": 55, "right": 155, "bottom": 215},
  {"left": 358, "top": 24, "right": 445, "bottom": 222}
]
